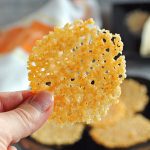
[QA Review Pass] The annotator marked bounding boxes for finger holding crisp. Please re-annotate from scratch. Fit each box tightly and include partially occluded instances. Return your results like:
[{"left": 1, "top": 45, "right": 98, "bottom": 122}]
[{"left": 28, "top": 19, "right": 126, "bottom": 124}]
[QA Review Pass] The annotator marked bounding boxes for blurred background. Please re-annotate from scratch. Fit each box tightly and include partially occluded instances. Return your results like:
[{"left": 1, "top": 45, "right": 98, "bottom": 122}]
[{"left": 0, "top": 0, "right": 150, "bottom": 150}]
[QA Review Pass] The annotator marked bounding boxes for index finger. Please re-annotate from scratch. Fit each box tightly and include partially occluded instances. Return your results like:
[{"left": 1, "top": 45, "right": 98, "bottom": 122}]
[{"left": 0, "top": 91, "right": 33, "bottom": 112}]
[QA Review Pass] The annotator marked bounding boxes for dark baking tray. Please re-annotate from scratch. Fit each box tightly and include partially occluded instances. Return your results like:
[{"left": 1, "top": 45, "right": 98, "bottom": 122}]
[{"left": 18, "top": 76, "right": 150, "bottom": 150}]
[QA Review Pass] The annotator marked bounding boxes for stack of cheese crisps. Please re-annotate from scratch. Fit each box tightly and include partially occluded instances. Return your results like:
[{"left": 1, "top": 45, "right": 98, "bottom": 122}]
[{"left": 90, "top": 79, "right": 150, "bottom": 148}]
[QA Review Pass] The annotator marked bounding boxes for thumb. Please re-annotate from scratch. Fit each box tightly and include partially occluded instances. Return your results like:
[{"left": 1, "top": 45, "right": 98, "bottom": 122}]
[{"left": 0, "top": 91, "right": 54, "bottom": 147}]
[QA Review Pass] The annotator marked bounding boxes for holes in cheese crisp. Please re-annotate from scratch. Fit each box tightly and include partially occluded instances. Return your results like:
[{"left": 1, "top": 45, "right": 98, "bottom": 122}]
[
  {"left": 31, "top": 62, "right": 36, "bottom": 66},
  {"left": 114, "top": 53, "right": 121, "bottom": 60},
  {"left": 111, "top": 37, "right": 116, "bottom": 44},
  {"left": 90, "top": 67, "right": 93, "bottom": 70},
  {"left": 105, "top": 70, "right": 109, "bottom": 74},
  {"left": 91, "top": 80, "right": 95, "bottom": 85},
  {"left": 106, "top": 48, "right": 110, "bottom": 52},
  {"left": 41, "top": 68, "right": 45, "bottom": 72},
  {"left": 92, "top": 59, "right": 96, "bottom": 63},
  {"left": 103, "top": 39, "right": 106, "bottom": 43},
  {"left": 71, "top": 48, "right": 75, "bottom": 52},
  {"left": 75, "top": 46, "right": 78, "bottom": 49},
  {"left": 119, "top": 75, "right": 122, "bottom": 78},
  {"left": 46, "top": 82, "right": 51, "bottom": 86},
  {"left": 71, "top": 78, "right": 75, "bottom": 81},
  {"left": 89, "top": 50, "right": 92, "bottom": 53}
]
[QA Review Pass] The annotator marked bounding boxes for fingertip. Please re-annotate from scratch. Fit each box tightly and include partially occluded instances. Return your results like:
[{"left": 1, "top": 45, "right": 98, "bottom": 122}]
[{"left": 29, "top": 91, "right": 54, "bottom": 112}]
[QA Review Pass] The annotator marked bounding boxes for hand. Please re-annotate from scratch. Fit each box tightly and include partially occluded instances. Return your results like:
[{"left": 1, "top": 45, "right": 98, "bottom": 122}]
[{"left": 0, "top": 91, "right": 54, "bottom": 150}]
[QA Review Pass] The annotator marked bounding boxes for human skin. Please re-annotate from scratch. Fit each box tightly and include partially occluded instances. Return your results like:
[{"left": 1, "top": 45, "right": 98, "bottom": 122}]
[{"left": 0, "top": 91, "right": 54, "bottom": 150}]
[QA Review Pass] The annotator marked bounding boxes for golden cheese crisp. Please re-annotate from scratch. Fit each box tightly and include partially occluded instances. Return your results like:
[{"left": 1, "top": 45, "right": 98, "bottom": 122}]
[
  {"left": 31, "top": 121, "right": 84, "bottom": 145},
  {"left": 28, "top": 19, "right": 126, "bottom": 123},
  {"left": 90, "top": 115, "right": 150, "bottom": 148},
  {"left": 120, "top": 79, "right": 149, "bottom": 114},
  {"left": 92, "top": 101, "right": 126, "bottom": 128}
]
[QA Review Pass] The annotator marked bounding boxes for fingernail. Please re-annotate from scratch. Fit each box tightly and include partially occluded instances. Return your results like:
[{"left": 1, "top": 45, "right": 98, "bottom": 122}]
[{"left": 29, "top": 91, "right": 54, "bottom": 112}]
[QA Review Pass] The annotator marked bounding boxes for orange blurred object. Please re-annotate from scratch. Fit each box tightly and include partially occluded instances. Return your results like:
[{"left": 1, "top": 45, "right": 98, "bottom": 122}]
[
  {"left": 0, "top": 21, "right": 54, "bottom": 54},
  {"left": 0, "top": 27, "right": 24, "bottom": 53},
  {"left": 20, "top": 21, "right": 54, "bottom": 53}
]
